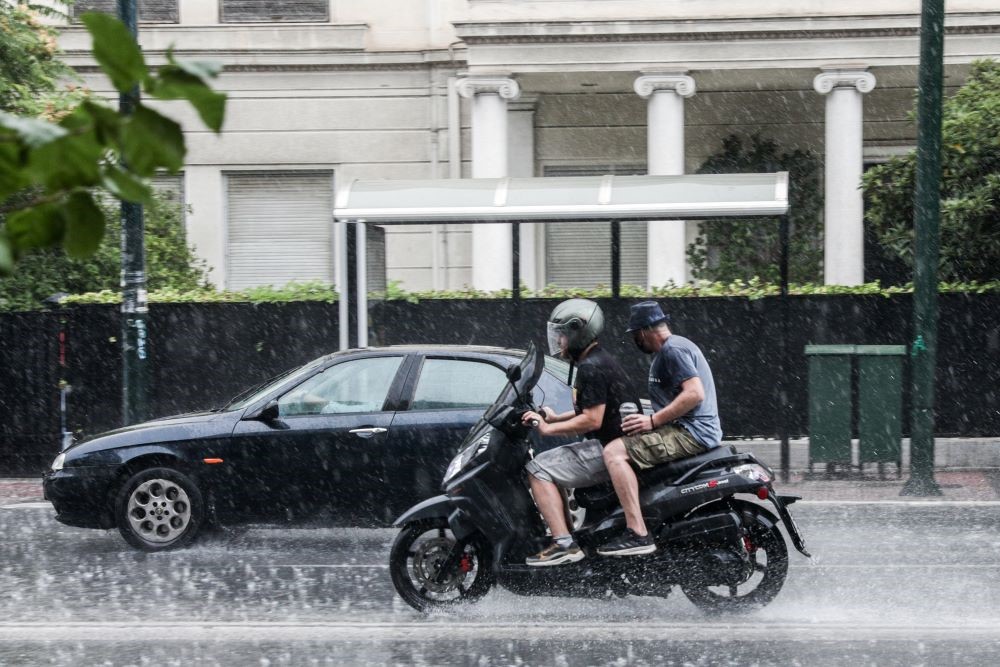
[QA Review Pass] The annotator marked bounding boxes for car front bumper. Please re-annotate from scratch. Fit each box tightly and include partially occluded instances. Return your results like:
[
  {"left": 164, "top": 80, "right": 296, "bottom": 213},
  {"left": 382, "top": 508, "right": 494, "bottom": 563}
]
[{"left": 43, "top": 465, "right": 121, "bottom": 529}]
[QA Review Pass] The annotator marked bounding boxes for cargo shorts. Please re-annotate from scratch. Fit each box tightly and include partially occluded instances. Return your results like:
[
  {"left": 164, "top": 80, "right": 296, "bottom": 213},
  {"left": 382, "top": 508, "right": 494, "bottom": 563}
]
[
  {"left": 621, "top": 423, "right": 706, "bottom": 470},
  {"left": 525, "top": 439, "right": 611, "bottom": 488}
]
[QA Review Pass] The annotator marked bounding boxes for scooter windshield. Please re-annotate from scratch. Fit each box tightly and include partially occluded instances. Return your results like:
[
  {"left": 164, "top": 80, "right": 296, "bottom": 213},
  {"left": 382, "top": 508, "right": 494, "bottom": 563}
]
[{"left": 512, "top": 341, "right": 544, "bottom": 401}]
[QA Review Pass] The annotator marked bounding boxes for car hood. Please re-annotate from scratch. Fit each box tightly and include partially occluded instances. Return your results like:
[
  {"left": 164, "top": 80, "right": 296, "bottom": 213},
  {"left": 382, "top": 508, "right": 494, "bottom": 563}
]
[{"left": 65, "top": 410, "right": 241, "bottom": 459}]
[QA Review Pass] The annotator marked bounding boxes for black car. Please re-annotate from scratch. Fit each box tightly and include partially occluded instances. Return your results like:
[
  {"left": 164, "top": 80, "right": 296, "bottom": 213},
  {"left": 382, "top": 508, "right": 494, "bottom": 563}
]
[{"left": 43, "top": 345, "right": 574, "bottom": 551}]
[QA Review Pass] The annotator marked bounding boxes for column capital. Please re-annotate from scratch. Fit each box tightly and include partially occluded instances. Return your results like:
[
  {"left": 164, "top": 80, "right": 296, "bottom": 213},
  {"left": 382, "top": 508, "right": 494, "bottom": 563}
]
[
  {"left": 633, "top": 73, "right": 696, "bottom": 99},
  {"left": 813, "top": 69, "right": 876, "bottom": 95},
  {"left": 456, "top": 76, "right": 521, "bottom": 101}
]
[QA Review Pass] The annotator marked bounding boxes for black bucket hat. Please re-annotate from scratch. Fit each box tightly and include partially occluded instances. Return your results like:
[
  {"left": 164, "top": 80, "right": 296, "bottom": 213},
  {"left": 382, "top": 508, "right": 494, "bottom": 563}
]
[{"left": 626, "top": 301, "right": 670, "bottom": 333}]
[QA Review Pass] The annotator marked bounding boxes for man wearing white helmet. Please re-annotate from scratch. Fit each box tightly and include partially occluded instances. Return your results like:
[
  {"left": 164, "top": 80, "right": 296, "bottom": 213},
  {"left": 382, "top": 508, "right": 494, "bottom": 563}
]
[{"left": 520, "top": 299, "right": 640, "bottom": 566}]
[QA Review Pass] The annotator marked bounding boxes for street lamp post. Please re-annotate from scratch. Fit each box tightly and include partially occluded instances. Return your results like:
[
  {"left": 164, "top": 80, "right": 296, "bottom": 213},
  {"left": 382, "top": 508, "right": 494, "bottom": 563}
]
[
  {"left": 901, "top": 0, "right": 945, "bottom": 496},
  {"left": 118, "top": 0, "right": 149, "bottom": 425}
]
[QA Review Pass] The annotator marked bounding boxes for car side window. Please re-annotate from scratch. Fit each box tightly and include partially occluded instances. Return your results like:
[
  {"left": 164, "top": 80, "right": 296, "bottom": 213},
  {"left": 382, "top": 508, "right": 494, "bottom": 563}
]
[
  {"left": 411, "top": 359, "right": 507, "bottom": 410},
  {"left": 278, "top": 356, "right": 404, "bottom": 416}
]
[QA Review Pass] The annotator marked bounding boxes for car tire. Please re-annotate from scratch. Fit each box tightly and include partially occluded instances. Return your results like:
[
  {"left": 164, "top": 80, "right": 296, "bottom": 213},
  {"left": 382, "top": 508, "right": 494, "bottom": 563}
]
[{"left": 114, "top": 467, "right": 204, "bottom": 552}]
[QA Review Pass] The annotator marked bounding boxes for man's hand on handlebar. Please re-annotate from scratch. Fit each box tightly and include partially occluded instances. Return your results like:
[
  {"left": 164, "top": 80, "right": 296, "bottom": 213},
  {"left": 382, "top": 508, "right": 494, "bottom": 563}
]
[{"left": 521, "top": 409, "right": 549, "bottom": 434}]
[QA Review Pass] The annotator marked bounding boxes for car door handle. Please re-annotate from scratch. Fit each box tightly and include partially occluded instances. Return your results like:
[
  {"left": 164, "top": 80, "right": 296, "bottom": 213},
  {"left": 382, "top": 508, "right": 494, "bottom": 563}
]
[{"left": 349, "top": 427, "right": 387, "bottom": 439}]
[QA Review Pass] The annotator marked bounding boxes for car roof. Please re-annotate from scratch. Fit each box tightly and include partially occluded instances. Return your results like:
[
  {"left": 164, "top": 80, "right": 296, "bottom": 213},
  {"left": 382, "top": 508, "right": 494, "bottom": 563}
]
[{"left": 329, "top": 344, "right": 528, "bottom": 360}]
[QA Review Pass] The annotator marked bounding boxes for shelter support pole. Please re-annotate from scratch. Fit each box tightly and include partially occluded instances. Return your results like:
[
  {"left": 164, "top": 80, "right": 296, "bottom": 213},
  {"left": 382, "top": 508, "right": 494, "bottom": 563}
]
[
  {"left": 779, "top": 215, "right": 790, "bottom": 482},
  {"left": 511, "top": 222, "right": 520, "bottom": 303},
  {"left": 902, "top": 0, "right": 944, "bottom": 496},
  {"left": 611, "top": 220, "right": 621, "bottom": 298},
  {"left": 356, "top": 222, "right": 368, "bottom": 348},
  {"left": 336, "top": 221, "right": 349, "bottom": 350}
]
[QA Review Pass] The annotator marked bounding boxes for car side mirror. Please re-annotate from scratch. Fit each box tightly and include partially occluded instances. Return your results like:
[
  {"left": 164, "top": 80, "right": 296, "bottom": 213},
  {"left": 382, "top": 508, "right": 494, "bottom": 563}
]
[{"left": 250, "top": 400, "right": 280, "bottom": 422}]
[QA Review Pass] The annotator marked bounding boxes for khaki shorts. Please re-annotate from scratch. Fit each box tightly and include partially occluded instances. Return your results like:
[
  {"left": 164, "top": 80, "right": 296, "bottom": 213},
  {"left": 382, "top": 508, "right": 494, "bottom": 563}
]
[{"left": 622, "top": 423, "right": 706, "bottom": 470}]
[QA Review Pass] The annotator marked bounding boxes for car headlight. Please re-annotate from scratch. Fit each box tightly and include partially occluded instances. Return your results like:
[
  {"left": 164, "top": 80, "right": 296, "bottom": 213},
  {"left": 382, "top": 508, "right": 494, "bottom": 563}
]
[
  {"left": 51, "top": 453, "right": 66, "bottom": 471},
  {"left": 732, "top": 463, "right": 771, "bottom": 483},
  {"left": 443, "top": 429, "right": 493, "bottom": 483}
]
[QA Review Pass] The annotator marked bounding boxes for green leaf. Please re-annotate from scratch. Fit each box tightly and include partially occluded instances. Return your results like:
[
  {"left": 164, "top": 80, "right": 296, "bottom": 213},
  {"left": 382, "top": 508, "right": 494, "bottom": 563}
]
[
  {"left": 26, "top": 130, "right": 105, "bottom": 191},
  {"left": 121, "top": 105, "right": 185, "bottom": 175},
  {"left": 80, "top": 13, "right": 148, "bottom": 94},
  {"left": 0, "top": 140, "right": 29, "bottom": 200},
  {"left": 150, "top": 66, "right": 227, "bottom": 132},
  {"left": 0, "top": 111, "right": 68, "bottom": 148},
  {"left": 167, "top": 53, "right": 223, "bottom": 82},
  {"left": 79, "top": 100, "right": 123, "bottom": 146},
  {"left": 62, "top": 192, "right": 106, "bottom": 258},
  {"left": 5, "top": 202, "right": 66, "bottom": 251},
  {"left": 102, "top": 167, "right": 154, "bottom": 204},
  {"left": 0, "top": 232, "right": 13, "bottom": 276}
]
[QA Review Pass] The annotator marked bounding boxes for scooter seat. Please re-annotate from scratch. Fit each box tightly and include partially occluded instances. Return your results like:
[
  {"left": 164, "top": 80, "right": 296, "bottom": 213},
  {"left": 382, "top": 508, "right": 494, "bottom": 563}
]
[{"left": 574, "top": 445, "right": 738, "bottom": 510}]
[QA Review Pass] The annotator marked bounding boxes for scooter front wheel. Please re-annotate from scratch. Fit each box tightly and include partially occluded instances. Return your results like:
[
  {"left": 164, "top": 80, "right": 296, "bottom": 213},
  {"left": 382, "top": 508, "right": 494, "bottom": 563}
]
[{"left": 390, "top": 519, "right": 494, "bottom": 611}]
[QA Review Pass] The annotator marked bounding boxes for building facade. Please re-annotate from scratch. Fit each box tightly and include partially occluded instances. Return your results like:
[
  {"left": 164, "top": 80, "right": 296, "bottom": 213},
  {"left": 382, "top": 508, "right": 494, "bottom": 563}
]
[{"left": 56, "top": 0, "right": 1000, "bottom": 290}]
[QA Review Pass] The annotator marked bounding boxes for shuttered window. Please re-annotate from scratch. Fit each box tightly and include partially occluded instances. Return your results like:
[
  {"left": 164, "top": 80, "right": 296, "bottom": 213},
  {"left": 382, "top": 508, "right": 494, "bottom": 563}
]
[
  {"left": 542, "top": 166, "right": 647, "bottom": 288},
  {"left": 226, "top": 171, "right": 334, "bottom": 290},
  {"left": 220, "top": 0, "right": 329, "bottom": 23},
  {"left": 71, "top": 0, "right": 178, "bottom": 23}
]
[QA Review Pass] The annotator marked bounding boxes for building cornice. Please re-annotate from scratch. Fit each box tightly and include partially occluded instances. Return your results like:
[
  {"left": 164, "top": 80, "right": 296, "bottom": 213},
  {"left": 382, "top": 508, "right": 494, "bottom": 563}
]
[{"left": 453, "top": 13, "right": 1000, "bottom": 44}]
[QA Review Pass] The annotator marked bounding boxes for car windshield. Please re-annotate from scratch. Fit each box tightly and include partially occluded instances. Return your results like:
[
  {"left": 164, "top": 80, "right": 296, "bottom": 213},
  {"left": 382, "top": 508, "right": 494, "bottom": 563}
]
[{"left": 220, "top": 357, "right": 328, "bottom": 412}]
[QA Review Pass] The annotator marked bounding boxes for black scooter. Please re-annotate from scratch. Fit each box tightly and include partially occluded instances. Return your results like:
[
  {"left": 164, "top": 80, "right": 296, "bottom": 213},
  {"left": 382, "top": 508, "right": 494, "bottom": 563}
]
[{"left": 389, "top": 343, "right": 810, "bottom": 612}]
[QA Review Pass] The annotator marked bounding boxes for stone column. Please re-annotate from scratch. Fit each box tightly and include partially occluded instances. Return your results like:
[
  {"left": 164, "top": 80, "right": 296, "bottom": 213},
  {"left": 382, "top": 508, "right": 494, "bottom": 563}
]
[
  {"left": 508, "top": 96, "right": 538, "bottom": 290},
  {"left": 634, "top": 73, "right": 696, "bottom": 287},
  {"left": 456, "top": 76, "right": 520, "bottom": 291},
  {"left": 814, "top": 68, "right": 876, "bottom": 285}
]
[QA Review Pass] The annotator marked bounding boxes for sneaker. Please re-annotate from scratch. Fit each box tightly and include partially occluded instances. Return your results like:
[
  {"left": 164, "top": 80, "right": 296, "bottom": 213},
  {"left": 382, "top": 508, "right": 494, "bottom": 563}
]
[
  {"left": 596, "top": 529, "right": 657, "bottom": 556},
  {"left": 525, "top": 541, "right": 585, "bottom": 567}
]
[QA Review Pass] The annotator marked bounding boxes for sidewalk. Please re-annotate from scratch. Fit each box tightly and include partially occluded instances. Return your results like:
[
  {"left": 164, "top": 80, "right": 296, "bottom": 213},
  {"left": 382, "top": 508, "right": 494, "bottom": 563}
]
[{"left": 4, "top": 469, "right": 999, "bottom": 506}]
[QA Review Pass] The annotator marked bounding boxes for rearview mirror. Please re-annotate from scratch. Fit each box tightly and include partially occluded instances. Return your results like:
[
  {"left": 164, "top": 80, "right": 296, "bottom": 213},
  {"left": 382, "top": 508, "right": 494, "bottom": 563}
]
[
  {"left": 506, "top": 365, "right": 522, "bottom": 383},
  {"left": 249, "top": 400, "right": 280, "bottom": 422}
]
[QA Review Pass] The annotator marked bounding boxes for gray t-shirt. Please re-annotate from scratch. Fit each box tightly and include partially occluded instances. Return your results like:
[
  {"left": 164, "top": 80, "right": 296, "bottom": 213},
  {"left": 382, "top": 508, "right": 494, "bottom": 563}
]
[{"left": 648, "top": 335, "right": 722, "bottom": 448}]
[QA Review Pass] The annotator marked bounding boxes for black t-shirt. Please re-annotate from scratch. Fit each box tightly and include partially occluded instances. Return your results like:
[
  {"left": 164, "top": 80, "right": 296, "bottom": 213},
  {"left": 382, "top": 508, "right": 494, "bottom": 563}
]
[{"left": 573, "top": 345, "right": 641, "bottom": 445}]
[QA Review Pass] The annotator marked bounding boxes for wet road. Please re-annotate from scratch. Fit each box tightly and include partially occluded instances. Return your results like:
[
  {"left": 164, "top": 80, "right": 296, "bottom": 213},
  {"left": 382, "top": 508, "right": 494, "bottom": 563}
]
[{"left": 2, "top": 500, "right": 999, "bottom": 665}]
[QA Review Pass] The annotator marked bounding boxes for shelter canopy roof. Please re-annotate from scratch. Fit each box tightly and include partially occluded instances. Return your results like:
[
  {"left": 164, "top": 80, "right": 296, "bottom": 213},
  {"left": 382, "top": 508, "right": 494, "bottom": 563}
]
[{"left": 335, "top": 172, "right": 789, "bottom": 224}]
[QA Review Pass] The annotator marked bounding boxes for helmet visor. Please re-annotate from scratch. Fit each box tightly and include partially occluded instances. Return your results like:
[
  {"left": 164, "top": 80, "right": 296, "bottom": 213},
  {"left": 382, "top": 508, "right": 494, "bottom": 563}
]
[{"left": 547, "top": 322, "right": 567, "bottom": 357}]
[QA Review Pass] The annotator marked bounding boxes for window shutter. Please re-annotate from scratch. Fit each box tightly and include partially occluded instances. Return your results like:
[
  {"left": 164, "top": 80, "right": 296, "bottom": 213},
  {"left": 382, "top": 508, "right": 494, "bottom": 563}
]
[
  {"left": 72, "top": 0, "right": 178, "bottom": 23},
  {"left": 220, "top": 0, "right": 328, "bottom": 23},
  {"left": 542, "top": 165, "right": 647, "bottom": 288},
  {"left": 226, "top": 171, "right": 334, "bottom": 291}
]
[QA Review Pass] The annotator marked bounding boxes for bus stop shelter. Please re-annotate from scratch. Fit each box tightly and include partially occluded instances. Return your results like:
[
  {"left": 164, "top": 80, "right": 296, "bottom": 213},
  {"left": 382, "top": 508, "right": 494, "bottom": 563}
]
[{"left": 334, "top": 171, "right": 793, "bottom": 475}]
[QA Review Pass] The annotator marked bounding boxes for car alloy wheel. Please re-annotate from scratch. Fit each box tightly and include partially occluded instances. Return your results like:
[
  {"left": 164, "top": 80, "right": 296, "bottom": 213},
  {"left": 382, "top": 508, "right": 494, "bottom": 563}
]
[{"left": 115, "top": 467, "right": 204, "bottom": 551}]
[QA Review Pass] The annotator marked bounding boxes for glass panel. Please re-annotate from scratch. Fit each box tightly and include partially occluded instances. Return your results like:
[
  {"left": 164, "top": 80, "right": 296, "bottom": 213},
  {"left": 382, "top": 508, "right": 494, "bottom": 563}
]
[
  {"left": 278, "top": 357, "right": 403, "bottom": 416},
  {"left": 411, "top": 359, "right": 507, "bottom": 410},
  {"left": 346, "top": 179, "right": 497, "bottom": 211},
  {"left": 609, "top": 174, "right": 779, "bottom": 206},
  {"left": 504, "top": 176, "right": 599, "bottom": 208}
]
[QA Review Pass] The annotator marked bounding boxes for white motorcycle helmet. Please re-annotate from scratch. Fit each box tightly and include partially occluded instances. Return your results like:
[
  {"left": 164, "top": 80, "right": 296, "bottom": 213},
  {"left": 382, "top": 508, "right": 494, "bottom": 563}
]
[{"left": 546, "top": 299, "right": 605, "bottom": 360}]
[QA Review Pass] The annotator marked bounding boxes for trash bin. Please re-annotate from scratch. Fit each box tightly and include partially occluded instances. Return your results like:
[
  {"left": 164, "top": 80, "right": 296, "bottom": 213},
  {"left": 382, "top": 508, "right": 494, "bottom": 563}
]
[
  {"left": 856, "top": 345, "right": 906, "bottom": 465},
  {"left": 805, "top": 345, "right": 855, "bottom": 466}
]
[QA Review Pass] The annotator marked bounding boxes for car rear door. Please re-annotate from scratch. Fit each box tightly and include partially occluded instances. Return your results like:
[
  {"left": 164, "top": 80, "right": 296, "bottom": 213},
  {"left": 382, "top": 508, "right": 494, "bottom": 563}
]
[{"left": 379, "top": 354, "right": 510, "bottom": 517}]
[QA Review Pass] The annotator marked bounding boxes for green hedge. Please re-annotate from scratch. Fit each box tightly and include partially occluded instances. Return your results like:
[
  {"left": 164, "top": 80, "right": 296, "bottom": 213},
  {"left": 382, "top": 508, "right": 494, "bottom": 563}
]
[{"left": 50, "top": 278, "right": 1000, "bottom": 307}]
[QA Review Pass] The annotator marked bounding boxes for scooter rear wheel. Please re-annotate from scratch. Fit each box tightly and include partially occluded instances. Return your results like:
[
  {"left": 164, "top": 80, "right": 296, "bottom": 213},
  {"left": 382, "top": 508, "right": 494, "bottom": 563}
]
[
  {"left": 390, "top": 519, "right": 494, "bottom": 611},
  {"left": 680, "top": 503, "right": 789, "bottom": 613}
]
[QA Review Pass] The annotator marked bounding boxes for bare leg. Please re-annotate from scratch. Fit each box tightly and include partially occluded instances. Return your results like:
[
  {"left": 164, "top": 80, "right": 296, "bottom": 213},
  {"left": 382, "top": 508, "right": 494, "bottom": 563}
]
[
  {"left": 529, "top": 474, "right": 569, "bottom": 537},
  {"left": 603, "top": 439, "right": 648, "bottom": 536}
]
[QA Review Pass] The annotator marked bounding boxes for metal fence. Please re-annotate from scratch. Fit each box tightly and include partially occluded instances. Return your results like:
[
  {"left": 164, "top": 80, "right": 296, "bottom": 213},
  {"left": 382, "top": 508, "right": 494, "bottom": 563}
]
[{"left": 1, "top": 294, "right": 997, "bottom": 475}]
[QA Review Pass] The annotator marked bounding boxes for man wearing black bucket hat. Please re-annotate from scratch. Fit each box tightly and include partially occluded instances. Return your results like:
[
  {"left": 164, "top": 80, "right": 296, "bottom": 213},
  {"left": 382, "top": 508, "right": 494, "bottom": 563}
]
[{"left": 596, "top": 301, "right": 722, "bottom": 557}]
